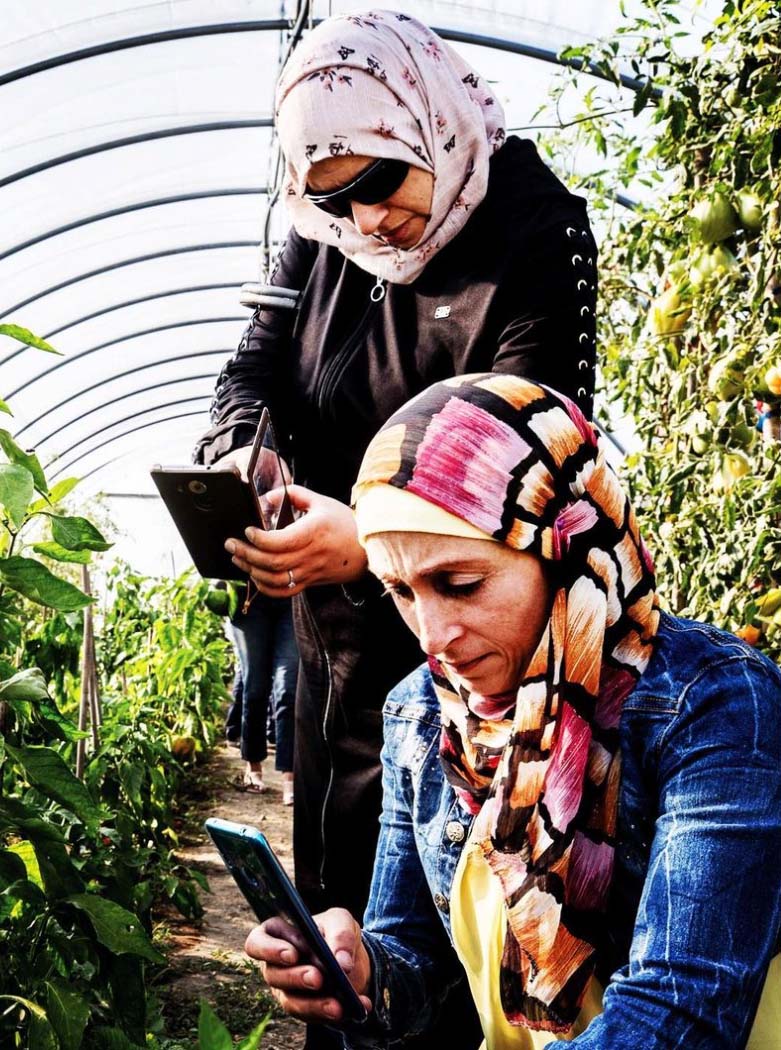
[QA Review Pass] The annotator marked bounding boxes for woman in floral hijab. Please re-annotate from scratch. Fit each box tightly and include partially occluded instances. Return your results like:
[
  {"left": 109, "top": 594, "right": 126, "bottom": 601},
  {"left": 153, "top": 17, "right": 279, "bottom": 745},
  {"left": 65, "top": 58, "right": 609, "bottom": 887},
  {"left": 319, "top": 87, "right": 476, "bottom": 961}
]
[{"left": 275, "top": 9, "right": 506, "bottom": 282}]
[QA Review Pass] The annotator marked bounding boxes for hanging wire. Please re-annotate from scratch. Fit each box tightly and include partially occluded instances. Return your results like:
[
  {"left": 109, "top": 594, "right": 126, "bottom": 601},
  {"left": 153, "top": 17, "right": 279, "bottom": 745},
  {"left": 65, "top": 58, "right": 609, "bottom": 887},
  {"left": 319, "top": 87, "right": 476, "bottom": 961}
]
[{"left": 258, "top": 0, "right": 313, "bottom": 280}]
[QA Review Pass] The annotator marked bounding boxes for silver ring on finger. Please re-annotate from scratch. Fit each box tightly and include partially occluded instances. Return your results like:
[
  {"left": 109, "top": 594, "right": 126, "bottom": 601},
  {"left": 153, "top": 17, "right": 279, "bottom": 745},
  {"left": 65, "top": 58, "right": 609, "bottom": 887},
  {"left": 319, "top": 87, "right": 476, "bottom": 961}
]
[{"left": 287, "top": 569, "right": 296, "bottom": 590}]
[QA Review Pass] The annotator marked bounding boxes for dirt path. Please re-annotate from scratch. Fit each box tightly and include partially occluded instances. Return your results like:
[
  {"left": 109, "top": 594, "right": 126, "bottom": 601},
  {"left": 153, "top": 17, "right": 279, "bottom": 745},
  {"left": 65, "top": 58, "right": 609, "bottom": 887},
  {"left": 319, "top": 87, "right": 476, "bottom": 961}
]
[{"left": 159, "top": 743, "right": 306, "bottom": 1048}]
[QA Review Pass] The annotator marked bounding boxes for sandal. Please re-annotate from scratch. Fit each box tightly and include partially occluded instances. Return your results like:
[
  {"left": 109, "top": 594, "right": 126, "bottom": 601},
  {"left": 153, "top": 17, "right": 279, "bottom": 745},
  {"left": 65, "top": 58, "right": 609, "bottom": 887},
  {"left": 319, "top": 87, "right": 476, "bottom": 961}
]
[
  {"left": 282, "top": 786, "right": 294, "bottom": 806},
  {"left": 242, "top": 770, "right": 267, "bottom": 793}
]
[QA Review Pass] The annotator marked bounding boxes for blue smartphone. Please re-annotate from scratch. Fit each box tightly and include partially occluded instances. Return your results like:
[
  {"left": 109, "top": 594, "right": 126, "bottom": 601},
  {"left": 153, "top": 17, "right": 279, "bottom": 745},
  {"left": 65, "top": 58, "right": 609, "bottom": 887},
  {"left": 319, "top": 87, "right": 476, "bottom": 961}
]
[{"left": 204, "top": 817, "right": 368, "bottom": 1024}]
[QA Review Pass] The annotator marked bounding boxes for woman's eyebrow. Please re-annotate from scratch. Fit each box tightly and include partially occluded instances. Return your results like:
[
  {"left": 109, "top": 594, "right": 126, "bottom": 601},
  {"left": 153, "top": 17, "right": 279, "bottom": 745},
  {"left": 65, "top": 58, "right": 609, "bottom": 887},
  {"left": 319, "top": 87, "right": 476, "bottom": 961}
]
[{"left": 418, "top": 560, "right": 490, "bottom": 577}]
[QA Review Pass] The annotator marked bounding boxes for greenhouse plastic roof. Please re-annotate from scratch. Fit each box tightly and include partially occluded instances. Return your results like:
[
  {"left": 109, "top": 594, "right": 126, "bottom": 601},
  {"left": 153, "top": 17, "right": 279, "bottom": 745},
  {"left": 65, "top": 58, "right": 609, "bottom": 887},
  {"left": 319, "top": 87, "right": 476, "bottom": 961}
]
[{"left": 0, "top": 1, "right": 714, "bottom": 573}]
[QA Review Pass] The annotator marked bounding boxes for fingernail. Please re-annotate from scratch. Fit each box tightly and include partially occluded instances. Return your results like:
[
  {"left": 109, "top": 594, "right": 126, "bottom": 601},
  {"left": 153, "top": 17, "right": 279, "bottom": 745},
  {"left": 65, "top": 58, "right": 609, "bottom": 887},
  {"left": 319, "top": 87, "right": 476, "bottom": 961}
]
[
  {"left": 303, "top": 969, "right": 318, "bottom": 988},
  {"left": 245, "top": 527, "right": 255, "bottom": 541},
  {"left": 324, "top": 1002, "right": 340, "bottom": 1019},
  {"left": 280, "top": 948, "right": 294, "bottom": 963},
  {"left": 336, "top": 950, "right": 352, "bottom": 971},
  {"left": 225, "top": 540, "right": 236, "bottom": 553}
]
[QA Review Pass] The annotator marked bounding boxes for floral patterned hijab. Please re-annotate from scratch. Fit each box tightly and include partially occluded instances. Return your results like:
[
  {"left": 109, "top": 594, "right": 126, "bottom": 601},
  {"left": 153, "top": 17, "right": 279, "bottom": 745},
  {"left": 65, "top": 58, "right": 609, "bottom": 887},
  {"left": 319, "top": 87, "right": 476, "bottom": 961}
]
[
  {"left": 275, "top": 10, "right": 506, "bottom": 284},
  {"left": 353, "top": 374, "right": 660, "bottom": 1032}
]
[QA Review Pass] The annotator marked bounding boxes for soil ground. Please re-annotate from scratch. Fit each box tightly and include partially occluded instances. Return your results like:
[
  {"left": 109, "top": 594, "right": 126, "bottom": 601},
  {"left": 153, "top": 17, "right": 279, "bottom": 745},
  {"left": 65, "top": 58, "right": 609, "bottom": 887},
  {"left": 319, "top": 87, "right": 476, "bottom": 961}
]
[{"left": 157, "top": 742, "right": 307, "bottom": 1049}]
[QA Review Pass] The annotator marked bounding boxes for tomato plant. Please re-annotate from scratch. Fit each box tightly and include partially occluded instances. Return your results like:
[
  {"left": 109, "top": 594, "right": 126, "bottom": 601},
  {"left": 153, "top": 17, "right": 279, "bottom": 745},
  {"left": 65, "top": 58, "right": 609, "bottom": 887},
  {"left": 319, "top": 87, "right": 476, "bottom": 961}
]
[{"left": 541, "top": 0, "right": 781, "bottom": 654}]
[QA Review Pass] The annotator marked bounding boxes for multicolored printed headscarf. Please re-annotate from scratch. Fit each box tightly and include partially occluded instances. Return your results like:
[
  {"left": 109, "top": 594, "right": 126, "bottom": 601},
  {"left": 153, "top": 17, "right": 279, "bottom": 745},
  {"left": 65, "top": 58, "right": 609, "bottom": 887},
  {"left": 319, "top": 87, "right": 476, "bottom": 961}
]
[
  {"left": 275, "top": 10, "right": 506, "bottom": 284},
  {"left": 352, "top": 374, "right": 660, "bottom": 1032}
]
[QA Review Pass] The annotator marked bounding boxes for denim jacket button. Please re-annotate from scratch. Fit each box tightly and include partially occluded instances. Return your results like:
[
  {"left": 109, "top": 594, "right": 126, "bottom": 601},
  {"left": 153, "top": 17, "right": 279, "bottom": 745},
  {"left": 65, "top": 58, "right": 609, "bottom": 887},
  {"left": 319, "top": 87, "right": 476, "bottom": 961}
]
[
  {"left": 446, "top": 820, "right": 465, "bottom": 843},
  {"left": 433, "top": 892, "right": 450, "bottom": 913}
]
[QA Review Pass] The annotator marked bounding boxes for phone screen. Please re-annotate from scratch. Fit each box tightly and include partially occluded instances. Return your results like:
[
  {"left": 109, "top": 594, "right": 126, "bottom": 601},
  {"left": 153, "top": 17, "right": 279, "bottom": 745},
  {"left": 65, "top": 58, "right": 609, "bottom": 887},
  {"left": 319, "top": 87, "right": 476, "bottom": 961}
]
[{"left": 247, "top": 410, "right": 292, "bottom": 530}]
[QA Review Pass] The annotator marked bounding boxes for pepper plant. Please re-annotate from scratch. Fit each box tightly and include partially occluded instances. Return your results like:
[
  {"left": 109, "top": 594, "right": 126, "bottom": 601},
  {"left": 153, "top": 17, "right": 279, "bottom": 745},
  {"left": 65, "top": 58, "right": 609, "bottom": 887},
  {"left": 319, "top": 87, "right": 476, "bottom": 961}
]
[{"left": 0, "top": 329, "right": 225, "bottom": 1047}]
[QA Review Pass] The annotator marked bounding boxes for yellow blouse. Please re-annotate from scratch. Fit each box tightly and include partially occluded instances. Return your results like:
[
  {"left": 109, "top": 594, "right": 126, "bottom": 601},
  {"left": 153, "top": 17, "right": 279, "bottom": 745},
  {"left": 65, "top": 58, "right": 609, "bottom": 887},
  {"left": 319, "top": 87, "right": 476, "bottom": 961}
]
[{"left": 450, "top": 840, "right": 780, "bottom": 1050}]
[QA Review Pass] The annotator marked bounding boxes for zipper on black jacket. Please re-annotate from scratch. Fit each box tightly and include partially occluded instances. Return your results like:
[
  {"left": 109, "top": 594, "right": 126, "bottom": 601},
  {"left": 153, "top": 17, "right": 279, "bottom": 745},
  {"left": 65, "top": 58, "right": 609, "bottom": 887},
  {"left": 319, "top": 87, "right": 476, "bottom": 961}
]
[{"left": 316, "top": 277, "right": 385, "bottom": 417}]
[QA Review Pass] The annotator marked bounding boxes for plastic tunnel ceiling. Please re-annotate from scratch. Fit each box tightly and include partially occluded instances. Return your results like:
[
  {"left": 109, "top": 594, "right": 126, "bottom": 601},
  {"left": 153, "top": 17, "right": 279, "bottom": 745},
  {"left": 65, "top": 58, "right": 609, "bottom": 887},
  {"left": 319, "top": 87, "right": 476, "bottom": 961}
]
[{"left": 0, "top": 1, "right": 716, "bottom": 574}]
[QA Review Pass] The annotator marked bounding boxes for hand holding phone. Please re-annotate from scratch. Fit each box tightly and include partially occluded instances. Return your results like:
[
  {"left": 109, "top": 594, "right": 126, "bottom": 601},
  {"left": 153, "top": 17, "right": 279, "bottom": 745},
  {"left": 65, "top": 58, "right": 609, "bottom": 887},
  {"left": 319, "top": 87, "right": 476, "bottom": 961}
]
[
  {"left": 204, "top": 818, "right": 370, "bottom": 1024},
  {"left": 246, "top": 908, "right": 372, "bottom": 1026}
]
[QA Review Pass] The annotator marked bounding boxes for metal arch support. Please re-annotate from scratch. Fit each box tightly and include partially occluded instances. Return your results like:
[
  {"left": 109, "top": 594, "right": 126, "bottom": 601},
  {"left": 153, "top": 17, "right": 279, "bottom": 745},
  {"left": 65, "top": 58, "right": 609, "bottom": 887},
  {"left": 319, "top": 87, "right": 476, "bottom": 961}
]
[
  {"left": 35, "top": 373, "right": 219, "bottom": 447},
  {"left": 15, "top": 349, "right": 232, "bottom": 439},
  {"left": 50, "top": 410, "right": 208, "bottom": 482},
  {"left": 431, "top": 28, "right": 662, "bottom": 98},
  {"left": 42, "top": 283, "right": 242, "bottom": 340},
  {"left": 61, "top": 411, "right": 208, "bottom": 489},
  {"left": 0, "top": 241, "right": 260, "bottom": 323},
  {"left": 50, "top": 395, "right": 211, "bottom": 472},
  {"left": 0, "top": 22, "right": 290, "bottom": 87},
  {"left": 0, "top": 121, "right": 271, "bottom": 190},
  {"left": 0, "top": 186, "right": 266, "bottom": 265},
  {"left": 0, "top": 285, "right": 238, "bottom": 375},
  {"left": 5, "top": 317, "right": 245, "bottom": 401},
  {"left": 1, "top": 20, "right": 659, "bottom": 98}
]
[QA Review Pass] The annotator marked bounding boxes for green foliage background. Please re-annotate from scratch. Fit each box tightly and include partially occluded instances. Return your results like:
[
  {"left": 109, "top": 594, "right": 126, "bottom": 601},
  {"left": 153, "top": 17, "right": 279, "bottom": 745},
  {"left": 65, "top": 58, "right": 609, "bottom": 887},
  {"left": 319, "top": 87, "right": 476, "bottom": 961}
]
[{"left": 539, "top": 0, "right": 781, "bottom": 653}]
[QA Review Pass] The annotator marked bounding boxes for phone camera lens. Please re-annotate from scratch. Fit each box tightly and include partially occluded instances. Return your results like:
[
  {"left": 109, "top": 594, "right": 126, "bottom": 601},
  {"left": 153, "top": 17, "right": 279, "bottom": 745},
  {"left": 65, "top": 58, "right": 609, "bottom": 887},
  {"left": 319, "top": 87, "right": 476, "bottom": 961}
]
[{"left": 188, "top": 480, "right": 208, "bottom": 495}]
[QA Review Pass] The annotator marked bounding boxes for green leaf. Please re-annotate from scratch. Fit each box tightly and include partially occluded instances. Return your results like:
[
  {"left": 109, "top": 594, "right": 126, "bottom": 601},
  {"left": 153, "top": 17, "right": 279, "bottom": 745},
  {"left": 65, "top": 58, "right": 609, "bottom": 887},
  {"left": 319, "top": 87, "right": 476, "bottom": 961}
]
[
  {"left": 0, "top": 429, "right": 47, "bottom": 493},
  {"left": 0, "top": 398, "right": 12, "bottom": 416},
  {"left": 0, "top": 877, "right": 46, "bottom": 922},
  {"left": 107, "top": 954, "right": 146, "bottom": 1045},
  {"left": 118, "top": 762, "right": 144, "bottom": 814},
  {"left": 8, "top": 840, "right": 43, "bottom": 889},
  {"left": 0, "top": 324, "right": 60, "bottom": 354},
  {"left": 0, "top": 667, "right": 49, "bottom": 703},
  {"left": 197, "top": 999, "right": 233, "bottom": 1050},
  {"left": 0, "top": 556, "right": 92, "bottom": 610},
  {"left": 237, "top": 1014, "right": 272, "bottom": 1050},
  {"left": 36, "top": 695, "right": 87, "bottom": 743},
  {"left": 48, "top": 513, "right": 112, "bottom": 552},
  {"left": 46, "top": 981, "right": 90, "bottom": 1050},
  {"left": 32, "top": 837, "right": 85, "bottom": 899},
  {"left": 67, "top": 894, "right": 165, "bottom": 963},
  {"left": 33, "top": 541, "right": 92, "bottom": 565},
  {"left": 30, "top": 477, "right": 80, "bottom": 512},
  {"left": 0, "top": 997, "right": 59, "bottom": 1050},
  {"left": 89, "top": 1027, "right": 143, "bottom": 1050},
  {"left": 0, "top": 796, "right": 66, "bottom": 844},
  {"left": 0, "top": 848, "right": 27, "bottom": 888},
  {"left": 4, "top": 743, "right": 103, "bottom": 831},
  {"left": 0, "top": 463, "right": 34, "bottom": 527}
]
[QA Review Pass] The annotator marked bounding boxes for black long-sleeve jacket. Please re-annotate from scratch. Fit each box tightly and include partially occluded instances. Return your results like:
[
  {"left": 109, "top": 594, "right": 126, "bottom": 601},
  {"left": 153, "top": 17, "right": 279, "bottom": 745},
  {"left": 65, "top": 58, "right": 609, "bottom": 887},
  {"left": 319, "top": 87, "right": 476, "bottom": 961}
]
[{"left": 194, "top": 136, "right": 598, "bottom": 928}]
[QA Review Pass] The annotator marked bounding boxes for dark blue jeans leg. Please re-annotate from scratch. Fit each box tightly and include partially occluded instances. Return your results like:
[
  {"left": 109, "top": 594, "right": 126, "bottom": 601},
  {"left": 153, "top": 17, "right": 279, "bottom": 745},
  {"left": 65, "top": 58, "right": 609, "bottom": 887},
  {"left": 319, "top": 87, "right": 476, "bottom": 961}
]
[
  {"left": 224, "top": 659, "right": 243, "bottom": 742},
  {"left": 269, "top": 599, "right": 298, "bottom": 773},
  {"left": 231, "top": 598, "right": 275, "bottom": 765}
]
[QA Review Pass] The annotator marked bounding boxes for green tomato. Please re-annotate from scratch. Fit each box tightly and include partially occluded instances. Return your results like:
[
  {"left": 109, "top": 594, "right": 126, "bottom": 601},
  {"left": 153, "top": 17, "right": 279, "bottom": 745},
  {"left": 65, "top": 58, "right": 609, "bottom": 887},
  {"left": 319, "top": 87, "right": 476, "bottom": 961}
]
[
  {"left": 730, "top": 422, "right": 756, "bottom": 450},
  {"left": 735, "top": 190, "right": 764, "bottom": 232},
  {"left": 721, "top": 450, "right": 752, "bottom": 487},
  {"left": 649, "top": 287, "right": 691, "bottom": 336},
  {"left": 708, "top": 357, "right": 745, "bottom": 401},
  {"left": 690, "top": 192, "right": 739, "bottom": 244},
  {"left": 690, "top": 245, "right": 738, "bottom": 286},
  {"left": 204, "top": 587, "right": 230, "bottom": 616}
]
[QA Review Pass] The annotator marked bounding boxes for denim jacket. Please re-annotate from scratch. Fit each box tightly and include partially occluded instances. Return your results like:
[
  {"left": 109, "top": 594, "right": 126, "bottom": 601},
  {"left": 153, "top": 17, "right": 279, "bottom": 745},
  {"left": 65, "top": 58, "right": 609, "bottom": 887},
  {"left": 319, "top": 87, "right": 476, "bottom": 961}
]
[{"left": 343, "top": 614, "right": 781, "bottom": 1049}]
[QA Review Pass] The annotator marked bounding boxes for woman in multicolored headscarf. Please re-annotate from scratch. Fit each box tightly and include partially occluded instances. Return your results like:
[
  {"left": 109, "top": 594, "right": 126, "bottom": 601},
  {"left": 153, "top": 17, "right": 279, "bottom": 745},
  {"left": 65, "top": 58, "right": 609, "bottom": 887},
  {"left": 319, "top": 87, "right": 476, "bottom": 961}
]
[
  {"left": 199, "top": 13, "right": 598, "bottom": 1042},
  {"left": 246, "top": 374, "right": 781, "bottom": 1050}
]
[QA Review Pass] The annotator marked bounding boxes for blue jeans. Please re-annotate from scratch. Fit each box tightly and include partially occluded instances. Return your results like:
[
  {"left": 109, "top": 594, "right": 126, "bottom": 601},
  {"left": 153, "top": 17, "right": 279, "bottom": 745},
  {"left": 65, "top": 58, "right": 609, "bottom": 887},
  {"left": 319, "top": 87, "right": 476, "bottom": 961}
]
[{"left": 230, "top": 594, "right": 298, "bottom": 772}]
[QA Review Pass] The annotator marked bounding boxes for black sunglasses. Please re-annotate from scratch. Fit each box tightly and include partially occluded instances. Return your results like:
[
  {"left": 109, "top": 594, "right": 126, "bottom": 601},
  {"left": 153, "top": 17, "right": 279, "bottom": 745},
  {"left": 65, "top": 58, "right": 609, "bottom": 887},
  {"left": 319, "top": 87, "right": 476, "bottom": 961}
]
[{"left": 303, "top": 157, "right": 410, "bottom": 218}]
